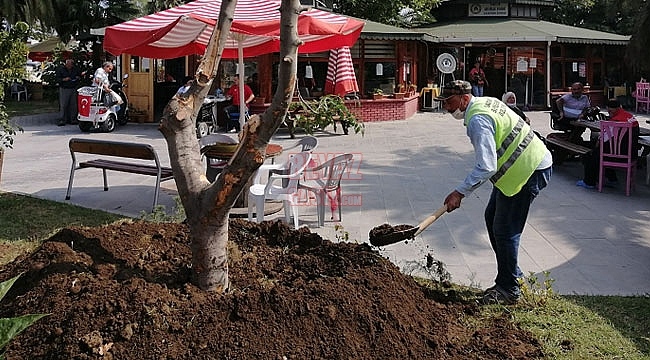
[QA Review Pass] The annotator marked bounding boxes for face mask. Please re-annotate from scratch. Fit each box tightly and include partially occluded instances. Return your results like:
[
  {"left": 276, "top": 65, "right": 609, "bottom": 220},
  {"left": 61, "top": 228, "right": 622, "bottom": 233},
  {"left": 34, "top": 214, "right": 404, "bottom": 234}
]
[
  {"left": 507, "top": 103, "right": 516, "bottom": 108},
  {"left": 451, "top": 109, "right": 465, "bottom": 119}
]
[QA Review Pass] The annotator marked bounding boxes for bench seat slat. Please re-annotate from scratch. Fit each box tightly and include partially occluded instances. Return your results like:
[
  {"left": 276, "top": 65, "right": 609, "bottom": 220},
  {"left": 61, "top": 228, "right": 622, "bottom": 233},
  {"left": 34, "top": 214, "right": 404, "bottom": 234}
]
[
  {"left": 79, "top": 159, "right": 173, "bottom": 179},
  {"left": 545, "top": 137, "right": 591, "bottom": 155}
]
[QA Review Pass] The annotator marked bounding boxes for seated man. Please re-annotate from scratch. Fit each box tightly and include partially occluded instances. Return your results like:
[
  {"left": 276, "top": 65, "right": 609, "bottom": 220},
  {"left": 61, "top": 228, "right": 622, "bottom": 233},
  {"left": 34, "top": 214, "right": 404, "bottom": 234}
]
[
  {"left": 576, "top": 98, "right": 639, "bottom": 189},
  {"left": 556, "top": 82, "right": 591, "bottom": 144},
  {"left": 224, "top": 74, "right": 255, "bottom": 132}
]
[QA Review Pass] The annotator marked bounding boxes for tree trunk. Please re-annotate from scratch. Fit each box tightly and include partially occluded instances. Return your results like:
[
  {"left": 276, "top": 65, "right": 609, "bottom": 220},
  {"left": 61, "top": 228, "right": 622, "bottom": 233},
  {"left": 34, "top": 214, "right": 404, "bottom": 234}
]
[{"left": 157, "top": 0, "right": 302, "bottom": 292}]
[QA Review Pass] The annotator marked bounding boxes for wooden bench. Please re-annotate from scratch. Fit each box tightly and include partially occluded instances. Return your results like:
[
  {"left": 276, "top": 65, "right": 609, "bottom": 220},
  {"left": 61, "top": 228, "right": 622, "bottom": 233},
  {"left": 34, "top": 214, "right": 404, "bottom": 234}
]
[
  {"left": 544, "top": 133, "right": 592, "bottom": 165},
  {"left": 65, "top": 138, "right": 174, "bottom": 212}
]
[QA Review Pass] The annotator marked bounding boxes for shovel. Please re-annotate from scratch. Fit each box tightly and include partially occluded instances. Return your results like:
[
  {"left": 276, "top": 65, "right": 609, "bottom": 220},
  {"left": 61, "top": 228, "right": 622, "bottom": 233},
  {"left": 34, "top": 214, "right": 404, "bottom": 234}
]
[{"left": 369, "top": 205, "right": 448, "bottom": 246}]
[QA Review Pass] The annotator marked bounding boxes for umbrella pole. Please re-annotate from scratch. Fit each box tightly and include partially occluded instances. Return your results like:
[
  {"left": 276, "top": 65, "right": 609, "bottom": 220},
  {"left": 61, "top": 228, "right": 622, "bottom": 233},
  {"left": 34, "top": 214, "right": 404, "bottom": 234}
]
[{"left": 238, "top": 38, "right": 246, "bottom": 130}]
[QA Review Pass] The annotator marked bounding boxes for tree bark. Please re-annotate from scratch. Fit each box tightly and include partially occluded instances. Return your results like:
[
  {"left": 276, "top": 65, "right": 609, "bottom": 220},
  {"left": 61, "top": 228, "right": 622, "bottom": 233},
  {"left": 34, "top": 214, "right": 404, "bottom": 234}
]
[{"left": 158, "top": 0, "right": 302, "bottom": 292}]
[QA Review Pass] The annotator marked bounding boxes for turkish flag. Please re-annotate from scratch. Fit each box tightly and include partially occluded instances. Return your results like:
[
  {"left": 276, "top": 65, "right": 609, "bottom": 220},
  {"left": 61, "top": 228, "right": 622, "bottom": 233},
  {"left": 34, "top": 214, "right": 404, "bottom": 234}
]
[{"left": 78, "top": 93, "right": 92, "bottom": 117}]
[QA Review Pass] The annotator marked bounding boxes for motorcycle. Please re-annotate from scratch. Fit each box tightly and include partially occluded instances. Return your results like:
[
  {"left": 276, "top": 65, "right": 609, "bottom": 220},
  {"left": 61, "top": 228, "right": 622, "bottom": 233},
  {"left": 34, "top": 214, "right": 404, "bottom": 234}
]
[{"left": 77, "top": 74, "right": 129, "bottom": 132}]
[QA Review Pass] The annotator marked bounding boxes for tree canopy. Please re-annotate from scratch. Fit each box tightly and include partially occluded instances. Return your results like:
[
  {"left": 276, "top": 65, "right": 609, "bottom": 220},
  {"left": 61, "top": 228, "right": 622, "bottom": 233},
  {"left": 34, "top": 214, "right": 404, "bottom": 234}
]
[
  {"left": 0, "top": 0, "right": 139, "bottom": 42},
  {"left": 541, "top": 0, "right": 649, "bottom": 78}
]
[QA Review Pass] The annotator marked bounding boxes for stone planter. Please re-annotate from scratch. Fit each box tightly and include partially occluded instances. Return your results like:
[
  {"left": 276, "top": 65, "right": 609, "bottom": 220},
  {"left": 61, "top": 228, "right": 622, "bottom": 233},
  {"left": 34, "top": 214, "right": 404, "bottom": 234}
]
[
  {"left": 373, "top": 94, "right": 385, "bottom": 100},
  {"left": 394, "top": 92, "right": 405, "bottom": 100}
]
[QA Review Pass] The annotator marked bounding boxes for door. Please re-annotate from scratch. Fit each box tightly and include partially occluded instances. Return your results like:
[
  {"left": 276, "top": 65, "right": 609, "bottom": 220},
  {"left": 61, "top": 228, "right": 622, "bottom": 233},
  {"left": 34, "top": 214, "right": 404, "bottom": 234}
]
[{"left": 124, "top": 55, "right": 154, "bottom": 122}]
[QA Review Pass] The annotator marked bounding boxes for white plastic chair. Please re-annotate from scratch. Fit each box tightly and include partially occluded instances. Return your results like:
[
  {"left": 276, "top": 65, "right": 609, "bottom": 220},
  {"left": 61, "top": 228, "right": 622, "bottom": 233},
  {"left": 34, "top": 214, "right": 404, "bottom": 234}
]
[
  {"left": 248, "top": 151, "right": 311, "bottom": 228},
  {"left": 298, "top": 153, "right": 353, "bottom": 226},
  {"left": 283, "top": 135, "right": 319, "bottom": 153},
  {"left": 10, "top": 83, "right": 28, "bottom": 101}
]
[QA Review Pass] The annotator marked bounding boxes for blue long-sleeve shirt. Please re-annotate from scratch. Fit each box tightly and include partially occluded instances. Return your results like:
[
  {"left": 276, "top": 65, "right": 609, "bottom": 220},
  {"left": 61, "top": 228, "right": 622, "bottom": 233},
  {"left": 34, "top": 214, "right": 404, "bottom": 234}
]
[{"left": 456, "top": 98, "right": 552, "bottom": 196}]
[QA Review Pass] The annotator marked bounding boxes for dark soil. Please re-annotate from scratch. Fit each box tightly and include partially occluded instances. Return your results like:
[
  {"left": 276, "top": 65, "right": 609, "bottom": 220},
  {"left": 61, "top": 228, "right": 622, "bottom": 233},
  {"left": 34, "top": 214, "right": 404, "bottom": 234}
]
[{"left": 0, "top": 219, "right": 543, "bottom": 359}]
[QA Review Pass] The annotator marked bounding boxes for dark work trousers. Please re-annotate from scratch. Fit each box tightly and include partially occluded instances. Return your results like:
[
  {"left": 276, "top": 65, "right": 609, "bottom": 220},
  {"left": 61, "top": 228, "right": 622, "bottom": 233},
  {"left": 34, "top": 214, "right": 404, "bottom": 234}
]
[{"left": 59, "top": 87, "right": 78, "bottom": 124}]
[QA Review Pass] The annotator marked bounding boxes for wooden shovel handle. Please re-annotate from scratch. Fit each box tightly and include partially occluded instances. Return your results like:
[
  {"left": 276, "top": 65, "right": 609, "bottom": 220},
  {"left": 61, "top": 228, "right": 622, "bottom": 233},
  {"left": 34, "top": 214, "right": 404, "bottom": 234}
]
[{"left": 413, "top": 205, "right": 448, "bottom": 237}]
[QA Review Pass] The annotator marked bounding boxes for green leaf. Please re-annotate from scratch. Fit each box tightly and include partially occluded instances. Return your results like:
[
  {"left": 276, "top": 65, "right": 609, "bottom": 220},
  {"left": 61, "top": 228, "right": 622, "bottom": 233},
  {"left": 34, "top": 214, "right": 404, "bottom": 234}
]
[
  {"left": 0, "top": 314, "right": 49, "bottom": 350},
  {"left": 0, "top": 274, "right": 22, "bottom": 302}
]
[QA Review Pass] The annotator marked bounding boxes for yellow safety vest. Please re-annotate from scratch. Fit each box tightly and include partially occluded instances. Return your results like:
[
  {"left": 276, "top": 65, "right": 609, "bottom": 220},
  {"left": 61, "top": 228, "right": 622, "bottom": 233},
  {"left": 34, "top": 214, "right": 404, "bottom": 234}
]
[{"left": 465, "top": 97, "right": 546, "bottom": 196}]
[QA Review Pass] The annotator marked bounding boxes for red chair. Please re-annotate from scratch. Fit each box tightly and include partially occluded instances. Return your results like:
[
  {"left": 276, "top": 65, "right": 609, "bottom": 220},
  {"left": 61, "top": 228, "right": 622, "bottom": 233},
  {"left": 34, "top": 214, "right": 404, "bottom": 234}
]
[
  {"left": 598, "top": 121, "right": 637, "bottom": 196},
  {"left": 634, "top": 82, "right": 650, "bottom": 114}
]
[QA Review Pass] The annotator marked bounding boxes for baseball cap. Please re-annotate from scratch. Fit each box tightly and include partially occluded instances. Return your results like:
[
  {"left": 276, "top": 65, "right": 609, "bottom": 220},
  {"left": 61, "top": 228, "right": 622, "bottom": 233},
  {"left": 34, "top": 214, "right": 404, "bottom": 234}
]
[{"left": 434, "top": 80, "right": 472, "bottom": 101}]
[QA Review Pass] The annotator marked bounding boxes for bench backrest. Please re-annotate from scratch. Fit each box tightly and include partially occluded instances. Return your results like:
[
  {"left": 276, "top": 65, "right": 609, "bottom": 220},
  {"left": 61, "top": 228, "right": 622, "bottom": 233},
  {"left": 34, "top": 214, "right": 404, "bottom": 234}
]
[{"left": 69, "top": 138, "right": 158, "bottom": 161}]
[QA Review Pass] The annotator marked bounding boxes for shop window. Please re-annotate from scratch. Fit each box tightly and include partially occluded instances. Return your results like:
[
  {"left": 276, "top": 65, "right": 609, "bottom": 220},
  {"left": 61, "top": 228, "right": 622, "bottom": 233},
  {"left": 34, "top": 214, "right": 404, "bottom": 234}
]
[
  {"left": 221, "top": 60, "right": 258, "bottom": 89},
  {"left": 364, "top": 61, "right": 396, "bottom": 95},
  {"left": 564, "top": 45, "right": 585, "bottom": 59},
  {"left": 564, "top": 61, "right": 587, "bottom": 87},
  {"left": 590, "top": 46, "right": 603, "bottom": 58},
  {"left": 551, "top": 61, "right": 563, "bottom": 89},
  {"left": 551, "top": 46, "right": 562, "bottom": 58},
  {"left": 362, "top": 40, "right": 396, "bottom": 59},
  {"left": 592, "top": 62, "right": 602, "bottom": 87}
]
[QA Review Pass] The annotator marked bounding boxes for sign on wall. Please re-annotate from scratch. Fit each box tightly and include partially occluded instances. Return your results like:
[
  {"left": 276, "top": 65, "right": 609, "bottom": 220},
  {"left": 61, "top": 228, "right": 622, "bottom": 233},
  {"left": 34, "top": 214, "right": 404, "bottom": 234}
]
[{"left": 468, "top": 3, "right": 509, "bottom": 17}]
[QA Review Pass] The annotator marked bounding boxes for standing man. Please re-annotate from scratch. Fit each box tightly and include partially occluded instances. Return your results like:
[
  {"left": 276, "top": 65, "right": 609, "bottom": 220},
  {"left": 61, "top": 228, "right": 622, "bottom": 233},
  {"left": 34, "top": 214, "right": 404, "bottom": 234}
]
[
  {"left": 435, "top": 80, "right": 553, "bottom": 305},
  {"left": 469, "top": 62, "right": 488, "bottom": 97},
  {"left": 224, "top": 74, "right": 255, "bottom": 132},
  {"left": 55, "top": 59, "right": 82, "bottom": 126}
]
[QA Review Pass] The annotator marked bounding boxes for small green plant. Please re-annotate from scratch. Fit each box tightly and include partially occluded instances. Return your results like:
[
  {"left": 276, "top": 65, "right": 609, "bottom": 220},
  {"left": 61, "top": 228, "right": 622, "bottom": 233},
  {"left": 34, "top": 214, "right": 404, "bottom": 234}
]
[
  {"left": 287, "top": 95, "right": 364, "bottom": 136},
  {"left": 372, "top": 88, "right": 383, "bottom": 95},
  {"left": 518, "top": 271, "right": 556, "bottom": 307},
  {"left": 0, "top": 274, "right": 49, "bottom": 359},
  {"left": 334, "top": 223, "right": 350, "bottom": 242},
  {"left": 139, "top": 197, "right": 186, "bottom": 223}
]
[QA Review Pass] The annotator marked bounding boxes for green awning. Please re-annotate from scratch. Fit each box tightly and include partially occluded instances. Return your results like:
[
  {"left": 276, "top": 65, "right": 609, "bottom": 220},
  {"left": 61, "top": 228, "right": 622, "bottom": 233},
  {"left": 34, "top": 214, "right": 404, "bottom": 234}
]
[
  {"left": 359, "top": 18, "right": 436, "bottom": 42},
  {"left": 418, "top": 19, "right": 630, "bottom": 45}
]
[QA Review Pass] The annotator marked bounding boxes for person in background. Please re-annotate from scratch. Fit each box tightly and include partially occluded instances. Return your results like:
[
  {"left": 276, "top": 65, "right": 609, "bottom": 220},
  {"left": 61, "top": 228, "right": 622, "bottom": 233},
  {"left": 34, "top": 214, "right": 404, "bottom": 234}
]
[
  {"left": 556, "top": 82, "right": 591, "bottom": 144},
  {"left": 469, "top": 62, "right": 488, "bottom": 97},
  {"left": 92, "top": 62, "right": 116, "bottom": 107},
  {"left": 435, "top": 80, "right": 552, "bottom": 305},
  {"left": 224, "top": 74, "right": 255, "bottom": 132},
  {"left": 576, "top": 98, "right": 639, "bottom": 189},
  {"left": 501, "top": 92, "right": 529, "bottom": 124},
  {"left": 55, "top": 59, "right": 82, "bottom": 126}
]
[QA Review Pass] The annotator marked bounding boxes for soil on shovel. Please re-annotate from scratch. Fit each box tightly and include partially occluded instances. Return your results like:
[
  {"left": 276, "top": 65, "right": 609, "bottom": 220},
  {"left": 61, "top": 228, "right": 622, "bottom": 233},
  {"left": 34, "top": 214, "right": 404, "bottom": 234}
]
[
  {"left": 368, "top": 223, "right": 416, "bottom": 244},
  {"left": 0, "top": 219, "right": 542, "bottom": 359}
]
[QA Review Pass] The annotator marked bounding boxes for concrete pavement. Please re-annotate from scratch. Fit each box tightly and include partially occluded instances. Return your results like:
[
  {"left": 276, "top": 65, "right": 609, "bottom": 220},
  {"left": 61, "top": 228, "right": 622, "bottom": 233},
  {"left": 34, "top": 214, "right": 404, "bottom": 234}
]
[{"left": 3, "top": 110, "right": 650, "bottom": 295}]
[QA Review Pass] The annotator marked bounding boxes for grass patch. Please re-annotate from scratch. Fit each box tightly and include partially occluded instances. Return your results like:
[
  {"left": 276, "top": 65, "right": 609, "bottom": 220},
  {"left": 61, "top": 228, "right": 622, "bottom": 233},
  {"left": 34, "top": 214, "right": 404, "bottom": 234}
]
[
  {"left": 5, "top": 99, "right": 59, "bottom": 117},
  {"left": 0, "top": 192, "right": 127, "bottom": 265},
  {"left": 420, "top": 276, "right": 650, "bottom": 359}
]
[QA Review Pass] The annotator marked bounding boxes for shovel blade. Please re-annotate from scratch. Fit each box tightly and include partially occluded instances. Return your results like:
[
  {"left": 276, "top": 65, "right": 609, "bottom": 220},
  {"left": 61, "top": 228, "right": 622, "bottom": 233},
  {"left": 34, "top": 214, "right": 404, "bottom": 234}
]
[{"left": 369, "top": 225, "right": 418, "bottom": 246}]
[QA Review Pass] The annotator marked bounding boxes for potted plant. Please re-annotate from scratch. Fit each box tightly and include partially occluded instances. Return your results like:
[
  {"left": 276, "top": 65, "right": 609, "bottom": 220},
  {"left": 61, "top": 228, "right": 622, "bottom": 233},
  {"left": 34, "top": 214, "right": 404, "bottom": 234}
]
[
  {"left": 394, "top": 84, "right": 406, "bottom": 99},
  {"left": 407, "top": 84, "right": 418, "bottom": 97},
  {"left": 372, "top": 88, "right": 384, "bottom": 100},
  {"left": 285, "top": 95, "right": 364, "bottom": 138}
]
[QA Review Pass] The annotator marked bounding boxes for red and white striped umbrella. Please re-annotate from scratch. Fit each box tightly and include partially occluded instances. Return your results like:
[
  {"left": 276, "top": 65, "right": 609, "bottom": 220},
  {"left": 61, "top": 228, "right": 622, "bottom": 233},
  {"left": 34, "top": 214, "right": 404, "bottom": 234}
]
[
  {"left": 103, "top": 0, "right": 364, "bottom": 59},
  {"left": 324, "top": 47, "right": 359, "bottom": 97}
]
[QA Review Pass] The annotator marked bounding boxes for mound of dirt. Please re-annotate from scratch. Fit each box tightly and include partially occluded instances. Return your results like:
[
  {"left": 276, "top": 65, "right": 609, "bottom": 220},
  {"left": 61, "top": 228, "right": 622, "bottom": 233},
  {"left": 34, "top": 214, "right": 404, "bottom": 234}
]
[{"left": 0, "top": 219, "right": 542, "bottom": 359}]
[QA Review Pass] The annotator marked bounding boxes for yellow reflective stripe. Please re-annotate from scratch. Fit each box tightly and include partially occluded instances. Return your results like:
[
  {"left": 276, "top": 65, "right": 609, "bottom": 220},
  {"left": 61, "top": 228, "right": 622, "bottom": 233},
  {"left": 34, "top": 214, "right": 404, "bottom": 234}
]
[
  {"left": 496, "top": 118, "right": 526, "bottom": 158},
  {"left": 491, "top": 128, "right": 535, "bottom": 184}
]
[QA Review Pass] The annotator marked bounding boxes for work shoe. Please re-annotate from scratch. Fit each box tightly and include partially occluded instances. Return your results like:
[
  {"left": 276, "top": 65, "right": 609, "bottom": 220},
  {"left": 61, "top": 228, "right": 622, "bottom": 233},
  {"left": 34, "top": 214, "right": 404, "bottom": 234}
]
[
  {"left": 57, "top": 121, "right": 65, "bottom": 126},
  {"left": 576, "top": 180, "right": 595, "bottom": 189},
  {"left": 481, "top": 287, "right": 519, "bottom": 305}
]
